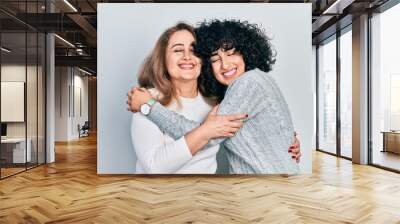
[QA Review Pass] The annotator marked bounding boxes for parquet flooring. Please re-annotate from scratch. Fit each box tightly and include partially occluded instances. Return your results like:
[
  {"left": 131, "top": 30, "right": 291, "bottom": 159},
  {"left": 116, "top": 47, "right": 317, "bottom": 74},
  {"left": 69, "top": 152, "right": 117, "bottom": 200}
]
[
  {"left": 1, "top": 134, "right": 400, "bottom": 223},
  {"left": 1, "top": 167, "right": 26, "bottom": 178}
]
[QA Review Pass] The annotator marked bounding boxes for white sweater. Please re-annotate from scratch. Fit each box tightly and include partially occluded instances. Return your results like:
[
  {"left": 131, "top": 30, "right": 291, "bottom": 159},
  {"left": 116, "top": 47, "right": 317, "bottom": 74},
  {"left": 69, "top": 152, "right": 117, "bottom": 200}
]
[{"left": 131, "top": 89, "right": 219, "bottom": 174}]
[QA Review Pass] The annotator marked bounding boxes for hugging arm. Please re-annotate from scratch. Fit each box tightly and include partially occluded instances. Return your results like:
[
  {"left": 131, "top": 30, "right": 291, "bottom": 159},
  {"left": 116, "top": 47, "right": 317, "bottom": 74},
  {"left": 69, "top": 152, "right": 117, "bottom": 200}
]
[{"left": 146, "top": 72, "right": 262, "bottom": 147}]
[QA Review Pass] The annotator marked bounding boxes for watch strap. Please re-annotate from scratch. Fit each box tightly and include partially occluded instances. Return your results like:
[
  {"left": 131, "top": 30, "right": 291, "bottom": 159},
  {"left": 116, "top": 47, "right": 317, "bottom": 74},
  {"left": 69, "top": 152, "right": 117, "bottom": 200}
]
[{"left": 147, "top": 98, "right": 156, "bottom": 106}]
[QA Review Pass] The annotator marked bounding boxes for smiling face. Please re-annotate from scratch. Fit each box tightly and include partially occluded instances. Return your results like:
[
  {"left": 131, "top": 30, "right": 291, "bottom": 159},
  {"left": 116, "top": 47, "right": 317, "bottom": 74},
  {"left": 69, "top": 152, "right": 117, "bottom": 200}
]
[
  {"left": 165, "top": 30, "right": 202, "bottom": 83},
  {"left": 210, "top": 48, "right": 246, "bottom": 86}
]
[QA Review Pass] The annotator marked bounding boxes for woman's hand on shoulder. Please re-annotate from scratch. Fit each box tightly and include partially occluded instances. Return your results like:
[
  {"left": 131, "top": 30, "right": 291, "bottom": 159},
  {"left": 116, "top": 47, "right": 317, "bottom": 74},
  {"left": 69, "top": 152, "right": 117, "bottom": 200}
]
[{"left": 127, "top": 87, "right": 153, "bottom": 112}]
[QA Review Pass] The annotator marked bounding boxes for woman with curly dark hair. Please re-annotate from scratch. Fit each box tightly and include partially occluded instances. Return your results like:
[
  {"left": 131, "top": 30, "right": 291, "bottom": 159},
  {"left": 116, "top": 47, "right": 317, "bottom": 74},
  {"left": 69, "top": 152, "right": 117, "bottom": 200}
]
[
  {"left": 128, "top": 20, "right": 301, "bottom": 174},
  {"left": 195, "top": 19, "right": 276, "bottom": 103}
]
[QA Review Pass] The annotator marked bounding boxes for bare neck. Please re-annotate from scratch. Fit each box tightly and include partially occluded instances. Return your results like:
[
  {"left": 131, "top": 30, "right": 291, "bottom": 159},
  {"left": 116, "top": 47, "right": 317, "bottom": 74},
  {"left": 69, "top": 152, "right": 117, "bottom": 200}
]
[{"left": 173, "top": 80, "right": 198, "bottom": 98}]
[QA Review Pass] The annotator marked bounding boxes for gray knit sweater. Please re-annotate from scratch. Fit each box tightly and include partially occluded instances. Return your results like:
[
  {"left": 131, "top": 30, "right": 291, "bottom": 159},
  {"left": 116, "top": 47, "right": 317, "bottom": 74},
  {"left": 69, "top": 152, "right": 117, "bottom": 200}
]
[{"left": 147, "top": 68, "right": 299, "bottom": 174}]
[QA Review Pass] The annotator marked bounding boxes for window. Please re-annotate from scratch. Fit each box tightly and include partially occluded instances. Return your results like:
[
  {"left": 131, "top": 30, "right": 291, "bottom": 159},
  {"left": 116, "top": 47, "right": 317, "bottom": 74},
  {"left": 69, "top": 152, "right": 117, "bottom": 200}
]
[
  {"left": 371, "top": 3, "right": 400, "bottom": 171},
  {"left": 340, "top": 29, "right": 352, "bottom": 158},
  {"left": 318, "top": 37, "right": 337, "bottom": 154}
]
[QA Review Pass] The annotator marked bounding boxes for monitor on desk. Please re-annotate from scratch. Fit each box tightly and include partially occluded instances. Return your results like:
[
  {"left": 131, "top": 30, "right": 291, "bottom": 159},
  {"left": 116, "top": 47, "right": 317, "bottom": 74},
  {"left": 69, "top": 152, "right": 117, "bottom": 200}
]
[{"left": 1, "top": 123, "right": 7, "bottom": 138}]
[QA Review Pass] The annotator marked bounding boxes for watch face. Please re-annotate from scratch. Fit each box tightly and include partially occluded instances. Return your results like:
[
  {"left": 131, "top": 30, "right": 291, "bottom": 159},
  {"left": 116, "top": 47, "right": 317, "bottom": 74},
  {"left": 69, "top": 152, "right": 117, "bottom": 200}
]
[{"left": 140, "top": 104, "right": 151, "bottom": 115}]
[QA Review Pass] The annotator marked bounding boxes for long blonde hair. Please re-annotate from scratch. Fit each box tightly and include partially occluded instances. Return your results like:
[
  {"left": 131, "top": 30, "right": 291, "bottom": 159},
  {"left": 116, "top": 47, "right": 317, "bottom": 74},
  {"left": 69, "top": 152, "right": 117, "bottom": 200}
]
[{"left": 138, "top": 22, "right": 197, "bottom": 106}]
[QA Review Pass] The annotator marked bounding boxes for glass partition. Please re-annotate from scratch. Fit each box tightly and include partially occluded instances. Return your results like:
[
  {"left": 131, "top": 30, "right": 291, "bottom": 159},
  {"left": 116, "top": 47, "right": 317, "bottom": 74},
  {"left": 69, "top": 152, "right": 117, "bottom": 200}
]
[
  {"left": 0, "top": 1, "right": 46, "bottom": 179},
  {"left": 1, "top": 30, "right": 28, "bottom": 177}
]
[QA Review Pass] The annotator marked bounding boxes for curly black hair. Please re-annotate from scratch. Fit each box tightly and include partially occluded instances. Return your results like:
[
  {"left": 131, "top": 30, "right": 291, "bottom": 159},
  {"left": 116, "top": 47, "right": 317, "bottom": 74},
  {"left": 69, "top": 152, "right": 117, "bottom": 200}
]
[{"left": 194, "top": 19, "right": 276, "bottom": 103}]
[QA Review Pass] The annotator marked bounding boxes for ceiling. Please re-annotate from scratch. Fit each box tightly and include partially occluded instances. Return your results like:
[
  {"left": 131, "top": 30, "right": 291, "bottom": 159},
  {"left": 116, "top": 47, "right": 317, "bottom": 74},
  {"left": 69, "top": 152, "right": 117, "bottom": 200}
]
[{"left": 0, "top": 0, "right": 391, "bottom": 75}]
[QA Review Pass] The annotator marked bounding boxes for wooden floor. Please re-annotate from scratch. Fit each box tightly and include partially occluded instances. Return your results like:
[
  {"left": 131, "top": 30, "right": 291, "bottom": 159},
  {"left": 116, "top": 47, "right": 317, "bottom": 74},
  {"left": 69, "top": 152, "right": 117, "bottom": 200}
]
[
  {"left": 1, "top": 135, "right": 400, "bottom": 223},
  {"left": 0, "top": 167, "right": 26, "bottom": 178},
  {"left": 1, "top": 163, "right": 45, "bottom": 178}
]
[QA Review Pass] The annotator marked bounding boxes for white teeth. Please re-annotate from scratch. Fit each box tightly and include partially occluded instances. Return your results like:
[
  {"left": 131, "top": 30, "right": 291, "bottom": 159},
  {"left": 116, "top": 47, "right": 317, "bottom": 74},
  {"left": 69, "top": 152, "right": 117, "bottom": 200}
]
[
  {"left": 223, "top": 68, "right": 237, "bottom": 77},
  {"left": 179, "top": 64, "right": 194, "bottom": 69}
]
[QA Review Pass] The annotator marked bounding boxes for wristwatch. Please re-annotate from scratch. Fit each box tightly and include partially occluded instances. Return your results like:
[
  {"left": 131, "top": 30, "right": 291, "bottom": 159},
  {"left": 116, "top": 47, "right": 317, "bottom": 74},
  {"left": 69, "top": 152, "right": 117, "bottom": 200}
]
[{"left": 140, "top": 98, "right": 156, "bottom": 116}]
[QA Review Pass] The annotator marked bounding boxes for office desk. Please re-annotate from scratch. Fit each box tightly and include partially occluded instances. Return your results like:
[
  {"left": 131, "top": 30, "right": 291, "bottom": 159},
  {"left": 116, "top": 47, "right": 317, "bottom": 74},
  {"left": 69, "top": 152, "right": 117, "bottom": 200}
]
[
  {"left": 381, "top": 131, "right": 400, "bottom": 154},
  {"left": 1, "top": 138, "right": 31, "bottom": 163}
]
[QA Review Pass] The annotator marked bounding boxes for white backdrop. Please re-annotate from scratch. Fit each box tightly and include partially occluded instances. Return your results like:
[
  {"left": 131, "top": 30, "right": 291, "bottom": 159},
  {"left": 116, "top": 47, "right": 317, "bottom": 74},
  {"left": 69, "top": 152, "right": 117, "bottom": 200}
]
[{"left": 98, "top": 3, "right": 314, "bottom": 174}]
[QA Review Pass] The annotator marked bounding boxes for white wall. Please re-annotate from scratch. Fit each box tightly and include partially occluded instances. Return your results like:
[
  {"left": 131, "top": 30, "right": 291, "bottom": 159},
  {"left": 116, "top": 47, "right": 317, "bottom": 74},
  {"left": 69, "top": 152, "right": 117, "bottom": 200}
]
[
  {"left": 55, "top": 67, "right": 89, "bottom": 141},
  {"left": 72, "top": 72, "right": 89, "bottom": 138},
  {"left": 1, "top": 63, "right": 46, "bottom": 164},
  {"left": 1, "top": 82, "right": 24, "bottom": 122},
  {"left": 1, "top": 66, "right": 26, "bottom": 127},
  {"left": 1, "top": 65, "right": 38, "bottom": 138},
  {"left": 55, "top": 66, "right": 69, "bottom": 141},
  {"left": 98, "top": 3, "right": 313, "bottom": 174}
]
